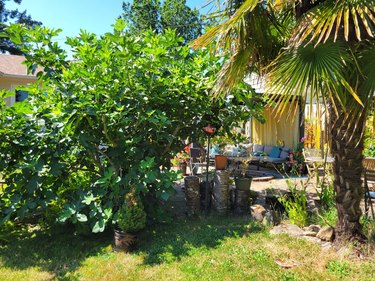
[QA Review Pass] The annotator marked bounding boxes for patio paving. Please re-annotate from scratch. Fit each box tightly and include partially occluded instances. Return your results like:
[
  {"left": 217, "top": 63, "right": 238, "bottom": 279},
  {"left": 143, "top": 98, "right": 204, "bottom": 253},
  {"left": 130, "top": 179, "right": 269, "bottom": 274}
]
[
  {"left": 167, "top": 165, "right": 318, "bottom": 218},
  {"left": 167, "top": 166, "right": 375, "bottom": 219}
]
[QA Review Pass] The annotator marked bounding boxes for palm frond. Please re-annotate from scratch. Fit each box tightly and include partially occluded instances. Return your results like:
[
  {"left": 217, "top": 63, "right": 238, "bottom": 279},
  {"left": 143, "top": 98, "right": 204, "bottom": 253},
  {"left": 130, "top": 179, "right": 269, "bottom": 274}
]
[
  {"left": 291, "top": 0, "right": 375, "bottom": 46},
  {"left": 359, "top": 41, "right": 375, "bottom": 95},
  {"left": 191, "top": 1, "right": 289, "bottom": 95},
  {"left": 266, "top": 41, "right": 361, "bottom": 118},
  {"left": 190, "top": 0, "right": 259, "bottom": 50}
]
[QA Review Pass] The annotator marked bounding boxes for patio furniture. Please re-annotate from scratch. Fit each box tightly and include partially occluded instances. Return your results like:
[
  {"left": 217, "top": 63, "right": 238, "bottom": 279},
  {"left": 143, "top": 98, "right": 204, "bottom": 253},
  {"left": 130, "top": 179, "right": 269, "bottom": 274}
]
[
  {"left": 189, "top": 147, "right": 215, "bottom": 175},
  {"left": 251, "top": 144, "right": 290, "bottom": 166},
  {"left": 189, "top": 147, "right": 205, "bottom": 175},
  {"left": 363, "top": 157, "right": 375, "bottom": 218},
  {"left": 303, "top": 148, "right": 333, "bottom": 177},
  {"left": 227, "top": 156, "right": 259, "bottom": 173}
]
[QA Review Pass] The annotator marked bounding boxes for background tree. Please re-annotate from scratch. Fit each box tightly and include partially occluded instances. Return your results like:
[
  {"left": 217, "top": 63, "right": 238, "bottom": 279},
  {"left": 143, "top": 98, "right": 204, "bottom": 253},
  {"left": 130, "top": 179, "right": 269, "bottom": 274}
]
[
  {"left": 122, "top": 0, "right": 161, "bottom": 33},
  {"left": 0, "top": 0, "right": 41, "bottom": 54},
  {"left": 192, "top": 0, "right": 375, "bottom": 244},
  {"left": 121, "top": 0, "right": 203, "bottom": 43},
  {"left": 0, "top": 21, "right": 262, "bottom": 232},
  {"left": 160, "top": 0, "right": 203, "bottom": 43}
]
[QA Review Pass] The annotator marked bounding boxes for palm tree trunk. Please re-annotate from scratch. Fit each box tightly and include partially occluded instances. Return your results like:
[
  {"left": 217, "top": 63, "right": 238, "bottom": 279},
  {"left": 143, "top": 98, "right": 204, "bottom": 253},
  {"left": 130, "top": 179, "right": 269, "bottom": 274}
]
[{"left": 329, "top": 101, "right": 367, "bottom": 243}]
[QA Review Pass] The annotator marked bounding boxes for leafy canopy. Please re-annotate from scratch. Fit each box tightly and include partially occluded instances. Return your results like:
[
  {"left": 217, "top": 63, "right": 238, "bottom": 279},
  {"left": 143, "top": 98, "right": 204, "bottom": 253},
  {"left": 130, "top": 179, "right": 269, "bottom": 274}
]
[{"left": 0, "top": 20, "right": 263, "bottom": 232}]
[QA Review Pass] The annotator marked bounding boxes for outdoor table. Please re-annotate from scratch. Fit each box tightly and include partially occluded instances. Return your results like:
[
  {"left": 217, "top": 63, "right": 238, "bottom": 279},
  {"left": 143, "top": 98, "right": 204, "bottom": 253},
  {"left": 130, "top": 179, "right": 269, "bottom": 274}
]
[
  {"left": 227, "top": 156, "right": 261, "bottom": 171},
  {"left": 305, "top": 156, "right": 334, "bottom": 187}
]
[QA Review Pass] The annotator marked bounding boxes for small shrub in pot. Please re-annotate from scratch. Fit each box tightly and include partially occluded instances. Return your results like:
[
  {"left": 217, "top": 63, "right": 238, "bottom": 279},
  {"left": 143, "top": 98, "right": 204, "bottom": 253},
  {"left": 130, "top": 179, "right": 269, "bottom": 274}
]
[{"left": 114, "top": 191, "right": 147, "bottom": 252}]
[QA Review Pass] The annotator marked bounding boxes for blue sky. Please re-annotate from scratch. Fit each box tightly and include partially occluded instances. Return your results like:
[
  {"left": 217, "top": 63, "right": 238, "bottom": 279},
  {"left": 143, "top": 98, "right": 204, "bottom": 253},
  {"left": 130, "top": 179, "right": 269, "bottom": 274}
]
[{"left": 8, "top": 0, "right": 207, "bottom": 42}]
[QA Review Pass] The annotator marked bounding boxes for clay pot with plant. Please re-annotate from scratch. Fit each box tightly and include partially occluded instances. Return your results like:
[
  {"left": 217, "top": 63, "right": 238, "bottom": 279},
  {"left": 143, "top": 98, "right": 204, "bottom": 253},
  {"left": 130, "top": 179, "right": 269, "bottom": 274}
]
[
  {"left": 171, "top": 151, "right": 190, "bottom": 176},
  {"left": 214, "top": 155, "right": 228, "bottom": 170},
  {"left": 234, "top": 159, "right": 252, "bottom": 190},
  {"left": 113, "top": 190, "right": 147, "bottom": 252}
]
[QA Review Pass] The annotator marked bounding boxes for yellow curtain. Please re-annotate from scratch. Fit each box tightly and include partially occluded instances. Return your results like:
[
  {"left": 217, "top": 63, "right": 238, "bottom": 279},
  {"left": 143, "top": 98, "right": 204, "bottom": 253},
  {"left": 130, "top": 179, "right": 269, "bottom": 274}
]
[{"left": 252, "top": 103, "right": 300, "bottom": 149}]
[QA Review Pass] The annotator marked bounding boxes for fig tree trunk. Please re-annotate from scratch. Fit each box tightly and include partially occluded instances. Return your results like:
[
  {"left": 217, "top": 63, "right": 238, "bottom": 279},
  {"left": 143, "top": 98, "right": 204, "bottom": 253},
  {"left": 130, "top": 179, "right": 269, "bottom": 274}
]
[{"left": 329, "top": 101, "right": 367, "bottom": 243}]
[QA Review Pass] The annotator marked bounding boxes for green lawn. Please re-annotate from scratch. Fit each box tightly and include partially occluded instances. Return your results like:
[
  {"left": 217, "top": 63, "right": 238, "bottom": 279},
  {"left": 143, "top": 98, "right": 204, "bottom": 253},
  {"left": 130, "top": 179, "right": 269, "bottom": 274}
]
[{"left": 0, "top": 216, "right": 374, "bottom": 281}]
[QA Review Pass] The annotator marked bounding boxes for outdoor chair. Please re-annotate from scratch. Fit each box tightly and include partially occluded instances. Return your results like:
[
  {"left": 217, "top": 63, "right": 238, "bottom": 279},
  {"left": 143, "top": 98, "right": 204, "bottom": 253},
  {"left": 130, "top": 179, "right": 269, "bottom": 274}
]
[
  {"left": 189, "top": 147, "right": 206, "bottom": 175},
  {"left": 303, "top": 148, "right": 333, "bottom": 178},
  {"left": 363, "top": 157, "right": 375, "bottom": 218}
]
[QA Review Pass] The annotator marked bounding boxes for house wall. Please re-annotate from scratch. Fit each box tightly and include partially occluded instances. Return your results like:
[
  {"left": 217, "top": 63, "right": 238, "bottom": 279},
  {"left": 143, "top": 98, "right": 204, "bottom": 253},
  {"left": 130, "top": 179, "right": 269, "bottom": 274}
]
[
  {"left": 251, "top": 102, "right": 300, "bottom": 149},
  {"left": 0, "top": 76, "right": 36, "bottom": 106}
]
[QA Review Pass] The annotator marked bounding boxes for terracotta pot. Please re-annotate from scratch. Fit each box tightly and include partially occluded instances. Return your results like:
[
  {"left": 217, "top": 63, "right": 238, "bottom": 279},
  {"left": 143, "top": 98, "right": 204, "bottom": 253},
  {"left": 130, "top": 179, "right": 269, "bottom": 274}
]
[
  {"left": 178, "top": 162, "right": 187, "bottom": 176},
  {"left": 113, "top": 229, "right": 137, "bottom": 252},
  {"left": 214, "top": 155, "right": 228, "bottom": 170}
]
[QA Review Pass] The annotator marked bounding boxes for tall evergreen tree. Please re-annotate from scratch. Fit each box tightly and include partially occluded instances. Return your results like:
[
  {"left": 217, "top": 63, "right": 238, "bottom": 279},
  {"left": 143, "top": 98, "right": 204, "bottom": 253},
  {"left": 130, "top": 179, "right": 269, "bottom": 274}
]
[
  {"left": 160, "top": 0, "right": 202, "bottom": 43},
  {"left": 122, "top": 0, "right": 161, "bottom": 34},
  {"left": 0, "top": 0, "right": 41, "bottom": 54}
]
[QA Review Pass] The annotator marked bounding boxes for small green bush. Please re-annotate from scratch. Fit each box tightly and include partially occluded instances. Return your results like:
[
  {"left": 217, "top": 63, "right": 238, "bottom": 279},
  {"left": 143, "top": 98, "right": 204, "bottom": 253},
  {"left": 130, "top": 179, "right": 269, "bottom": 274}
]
[
  {"left": 316, "top": 177, "right": 336, "bottom": 209},
  {"left": 314, "top": 207, "right": 337, "bottom": 227},
  {"left": 361, "top": 217, "right": 375, "bottom": 241},
  {"left": 117, "top": 192, "right": 147, "bottom": 232},
  {"left": 326, "top": 260, "right": 350, "bottom": 278},
  {"left": 278, "top": 180, "right": 308, "bottom": 227}
]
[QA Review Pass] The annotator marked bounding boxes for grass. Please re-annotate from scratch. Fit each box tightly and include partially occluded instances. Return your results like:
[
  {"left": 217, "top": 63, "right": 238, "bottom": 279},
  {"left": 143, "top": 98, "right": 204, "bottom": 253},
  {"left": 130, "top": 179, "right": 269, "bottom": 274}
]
[{"left": 0, "top": 216, "right": 374, "bottom": 281}]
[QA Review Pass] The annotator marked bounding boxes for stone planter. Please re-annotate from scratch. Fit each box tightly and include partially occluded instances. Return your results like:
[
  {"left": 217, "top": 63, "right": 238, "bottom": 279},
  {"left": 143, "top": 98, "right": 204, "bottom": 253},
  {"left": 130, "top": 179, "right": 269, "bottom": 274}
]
[
  {"left": 184, "top": 176, "right": 200, "bottom": 216},
  {"left": 212, "top": 170, "right": 230, "bottom": 214}
]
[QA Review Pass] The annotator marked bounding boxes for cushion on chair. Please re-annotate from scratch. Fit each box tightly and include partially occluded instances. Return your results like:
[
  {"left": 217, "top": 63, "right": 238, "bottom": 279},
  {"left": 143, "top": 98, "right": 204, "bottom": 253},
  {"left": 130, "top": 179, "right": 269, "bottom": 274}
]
[
  {"left": 265, "top": 157, "right": 284, "bottom": 163},
  {"left": 264, "top": 145, "right": 273, "bottom": 155},
  {"left": 280, "top": 150, "right": 290, "bottom": 159},
  {"left": 253, "top": 144, "right": 264, "bottom": 153},
  {"left": 210, "top": 144, "right": 221, "bottom": 157},
  {"left": 269, "top": 146, "right": 282, "bottom": 158}
]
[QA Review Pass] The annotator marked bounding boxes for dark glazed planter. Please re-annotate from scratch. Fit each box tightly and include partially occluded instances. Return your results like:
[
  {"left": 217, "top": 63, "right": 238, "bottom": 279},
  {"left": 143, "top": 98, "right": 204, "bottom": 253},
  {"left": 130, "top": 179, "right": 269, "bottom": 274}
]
[
  {"left": 215, "top": 155, "right": 228, "bottom": 170},
  {"left": 113, "top": 229, "right": 137, "bottom": 252},
  {"left": 234, "top": 177, "right": 252, "bottom": 191}
]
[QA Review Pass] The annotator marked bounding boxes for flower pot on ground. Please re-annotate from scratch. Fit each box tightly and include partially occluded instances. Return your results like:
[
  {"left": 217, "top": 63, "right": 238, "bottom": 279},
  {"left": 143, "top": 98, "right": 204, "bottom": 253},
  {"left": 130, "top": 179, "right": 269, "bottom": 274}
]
[
  {"left": 215, "top": 155, "right": 228, "bottom": 170},
  {"left": 171, "top": 150, "right": 190, "bottom": 176},
  {"left": 113, "top": 191, "right": 146, "bottom": 252},
  {"left": 113, "top": 229, "right": 137, "bottom": 252},
  {"left": 234, "top": 159, "right": 252, "bottom": 190},
  {"left": 234, "top": 177, "right": 252, "bottom": 190}
]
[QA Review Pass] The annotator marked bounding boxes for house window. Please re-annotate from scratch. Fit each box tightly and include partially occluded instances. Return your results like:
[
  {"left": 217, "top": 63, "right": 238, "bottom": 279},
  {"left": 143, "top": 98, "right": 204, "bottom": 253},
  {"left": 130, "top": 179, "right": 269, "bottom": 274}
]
[{"left": 15, "top": 90, "right": 29, "bottom": 102}]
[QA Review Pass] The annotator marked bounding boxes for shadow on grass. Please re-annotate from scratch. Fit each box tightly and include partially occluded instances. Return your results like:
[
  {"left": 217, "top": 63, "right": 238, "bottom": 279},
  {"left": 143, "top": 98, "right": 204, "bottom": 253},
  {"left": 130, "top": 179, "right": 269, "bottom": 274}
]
[
  {"left": 136, "top": 215, "right": 264, "bottom": 265},
  {"left": 0, "top": 223, "right": 112, "bottom": 279},
  {"left": 0, "top": 214, "right": 264, "bottom": 277}
]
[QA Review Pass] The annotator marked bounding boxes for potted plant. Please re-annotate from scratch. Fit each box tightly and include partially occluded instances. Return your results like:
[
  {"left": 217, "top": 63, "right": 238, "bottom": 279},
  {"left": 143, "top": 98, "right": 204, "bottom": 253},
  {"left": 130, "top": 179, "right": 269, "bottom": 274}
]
[
  {"left": 171, "top": 151, "right": 190, "bottom": 176},
  {"left": 113, "top": 191, "right": 147, "bottom": 252},
  {"left": 234, "top": 159, "right": 252, "bottom": 190},
  {"left": 215, "top": 155, "right": 228, "bottom": 170}
]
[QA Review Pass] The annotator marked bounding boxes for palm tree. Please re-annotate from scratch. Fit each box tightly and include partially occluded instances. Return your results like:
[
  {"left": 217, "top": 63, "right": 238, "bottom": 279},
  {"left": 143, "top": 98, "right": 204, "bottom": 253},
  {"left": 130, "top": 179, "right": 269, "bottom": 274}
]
[{"left": 192, "top": 0, "right": 375, "bottom": 243}]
